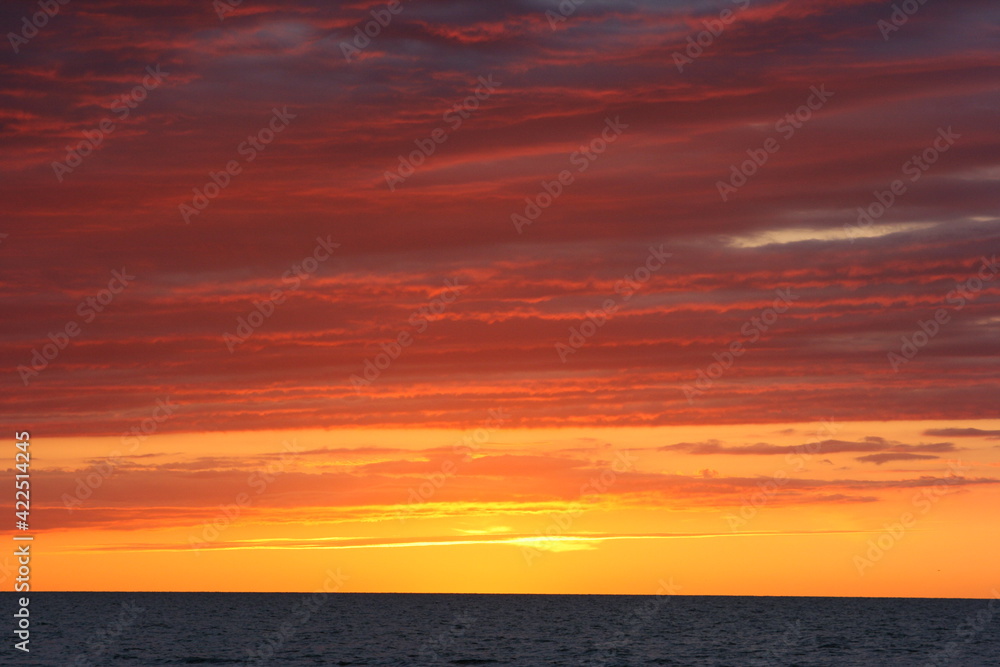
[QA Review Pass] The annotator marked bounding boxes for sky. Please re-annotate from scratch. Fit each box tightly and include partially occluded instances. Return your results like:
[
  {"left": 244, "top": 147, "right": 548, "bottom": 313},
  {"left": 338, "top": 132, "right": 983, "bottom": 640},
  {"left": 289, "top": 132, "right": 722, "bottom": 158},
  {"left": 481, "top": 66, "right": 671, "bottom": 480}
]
[{"left": 1, "top": 0, "right": 998, "bottom": 596}]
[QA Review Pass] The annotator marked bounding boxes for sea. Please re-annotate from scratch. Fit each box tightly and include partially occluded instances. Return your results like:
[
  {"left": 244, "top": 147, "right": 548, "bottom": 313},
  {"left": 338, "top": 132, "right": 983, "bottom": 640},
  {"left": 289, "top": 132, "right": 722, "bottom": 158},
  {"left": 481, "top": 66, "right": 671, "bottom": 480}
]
[{"left": 4, "top": 593, "right": 998, "bottom": 666}]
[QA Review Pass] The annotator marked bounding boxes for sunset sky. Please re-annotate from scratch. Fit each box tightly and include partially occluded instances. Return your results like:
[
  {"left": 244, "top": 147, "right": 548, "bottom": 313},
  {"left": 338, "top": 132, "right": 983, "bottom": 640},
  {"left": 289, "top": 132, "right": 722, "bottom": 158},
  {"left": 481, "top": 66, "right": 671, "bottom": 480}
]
[{"left": 2, "top": 0, "right": 998, "bottom": 596}]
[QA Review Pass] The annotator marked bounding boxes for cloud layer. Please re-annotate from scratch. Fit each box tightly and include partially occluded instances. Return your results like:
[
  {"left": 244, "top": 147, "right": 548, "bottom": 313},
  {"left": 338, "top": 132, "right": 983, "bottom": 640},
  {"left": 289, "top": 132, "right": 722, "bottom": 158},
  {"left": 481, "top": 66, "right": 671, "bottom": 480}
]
[{"left": 2, "top": 0, "right": 997, "bottom": 437}]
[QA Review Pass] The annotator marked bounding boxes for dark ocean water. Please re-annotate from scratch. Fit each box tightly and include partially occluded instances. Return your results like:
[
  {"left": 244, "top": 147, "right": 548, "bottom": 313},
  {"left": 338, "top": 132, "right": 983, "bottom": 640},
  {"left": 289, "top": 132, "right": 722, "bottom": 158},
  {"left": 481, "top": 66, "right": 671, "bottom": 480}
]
[{"left": 3, "top": 593, "right": 998, "bottom": 666}]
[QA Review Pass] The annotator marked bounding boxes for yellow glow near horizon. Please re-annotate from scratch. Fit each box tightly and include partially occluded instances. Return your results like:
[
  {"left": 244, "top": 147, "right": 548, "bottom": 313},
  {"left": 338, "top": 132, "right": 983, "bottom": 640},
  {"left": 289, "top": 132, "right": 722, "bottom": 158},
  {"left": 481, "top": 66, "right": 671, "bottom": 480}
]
[{"left": 21, "top": 420, "right": 1000, "bottom": 596}]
